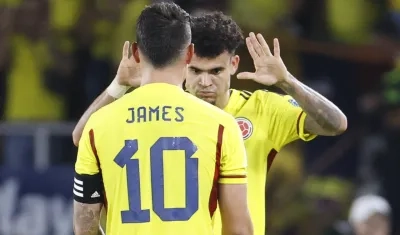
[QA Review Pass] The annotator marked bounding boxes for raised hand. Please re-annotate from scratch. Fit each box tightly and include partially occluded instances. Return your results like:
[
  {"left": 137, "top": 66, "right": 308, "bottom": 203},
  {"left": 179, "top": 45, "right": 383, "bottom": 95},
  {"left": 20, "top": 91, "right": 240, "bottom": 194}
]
[
  {"left": 237, "top": 33, "right": 289, "bottom": 86},
  {"left": 116, "top": 41, "right": 141, "bottom": 87}
]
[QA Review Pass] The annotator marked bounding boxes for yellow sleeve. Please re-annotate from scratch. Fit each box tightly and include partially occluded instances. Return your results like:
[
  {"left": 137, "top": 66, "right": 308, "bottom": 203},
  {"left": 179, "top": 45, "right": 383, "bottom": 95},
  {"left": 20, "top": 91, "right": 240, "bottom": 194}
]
[
  {"left": 75, "top": 118, "right": 101, "bottom": 175},
  {"left": 257, "top": 91, "right": 317, "bottom": 151},
  {"left": 218, "top": 117, "right": 248, "bottom": 184}
]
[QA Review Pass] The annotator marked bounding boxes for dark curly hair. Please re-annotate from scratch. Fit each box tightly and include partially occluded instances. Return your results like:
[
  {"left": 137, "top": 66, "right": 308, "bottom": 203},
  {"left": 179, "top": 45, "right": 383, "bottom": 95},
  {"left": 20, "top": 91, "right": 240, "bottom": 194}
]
[{"left": 191, "top": 11, "right": 244, "bottom": 58}]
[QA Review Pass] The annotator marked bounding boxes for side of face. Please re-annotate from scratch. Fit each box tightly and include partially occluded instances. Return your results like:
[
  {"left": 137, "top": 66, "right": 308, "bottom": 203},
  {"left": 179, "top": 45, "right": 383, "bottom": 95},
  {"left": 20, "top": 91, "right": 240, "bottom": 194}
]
[{"left": 185, "top": 51, "right": 239, "bottom": 104}]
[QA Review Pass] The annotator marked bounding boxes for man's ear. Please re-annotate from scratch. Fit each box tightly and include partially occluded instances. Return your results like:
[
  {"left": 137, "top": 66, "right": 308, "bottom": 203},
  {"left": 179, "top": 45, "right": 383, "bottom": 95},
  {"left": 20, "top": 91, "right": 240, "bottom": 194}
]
[
  {"left": 132, "top": 42, "right": 140, "bottom": 63},
  {"left": 230, "top": 55, "right": 240, "bottom": 75},
  {"left": 185, "top": 43, "right": 194, "bottom": 64}
]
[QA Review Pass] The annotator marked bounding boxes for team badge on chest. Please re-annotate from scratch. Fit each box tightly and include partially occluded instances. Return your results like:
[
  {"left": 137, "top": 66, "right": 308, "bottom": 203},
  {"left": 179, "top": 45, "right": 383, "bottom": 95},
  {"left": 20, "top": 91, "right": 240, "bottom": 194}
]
[{"left": 236, "top": 117, "right": 253, "bottom": 140}]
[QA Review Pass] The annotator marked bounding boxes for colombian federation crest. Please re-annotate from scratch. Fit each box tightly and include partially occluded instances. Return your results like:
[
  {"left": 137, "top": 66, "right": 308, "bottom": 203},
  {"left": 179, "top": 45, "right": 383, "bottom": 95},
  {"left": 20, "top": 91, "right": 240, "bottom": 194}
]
[{"left": 236, "top": 117, "right": 253, "bottom": 140}]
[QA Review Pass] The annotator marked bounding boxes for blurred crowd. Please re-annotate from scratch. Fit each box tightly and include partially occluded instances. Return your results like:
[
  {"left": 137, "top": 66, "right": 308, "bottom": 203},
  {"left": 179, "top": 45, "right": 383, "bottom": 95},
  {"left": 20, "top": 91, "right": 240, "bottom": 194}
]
[{"left": 2, "top": 0, "right": 400, "bottom": 234}]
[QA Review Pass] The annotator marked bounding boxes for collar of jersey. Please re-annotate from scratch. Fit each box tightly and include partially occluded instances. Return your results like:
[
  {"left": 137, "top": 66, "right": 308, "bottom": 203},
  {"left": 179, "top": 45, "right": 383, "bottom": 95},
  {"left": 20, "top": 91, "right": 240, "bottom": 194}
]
[
  {"left": 137, "top": 83, "right": 184, "bottom": 92},
  {"left": 223, "top": 89, "right": 241, "bottom": 114}
]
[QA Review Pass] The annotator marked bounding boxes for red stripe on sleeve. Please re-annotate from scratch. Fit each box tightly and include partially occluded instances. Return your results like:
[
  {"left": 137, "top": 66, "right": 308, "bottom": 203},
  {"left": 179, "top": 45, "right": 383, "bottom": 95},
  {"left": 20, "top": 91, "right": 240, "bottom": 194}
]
[
  {"left": 267, "top": 149, "right": 278, "bottom": 172},
  {"left": 209, "top": 124, "right": 224, "bottom": 218},
  {"left": 89, "top": 129, "right": 100, "bottom": 168},
  {"left": 220, "top": 175, "right": 247, "bottom": 178},
  {"left": 296, "top": 111, "right": 305, "bottom": 136},
  {"left": 89, "top": 129, "right": 107, "bottom": 210}
]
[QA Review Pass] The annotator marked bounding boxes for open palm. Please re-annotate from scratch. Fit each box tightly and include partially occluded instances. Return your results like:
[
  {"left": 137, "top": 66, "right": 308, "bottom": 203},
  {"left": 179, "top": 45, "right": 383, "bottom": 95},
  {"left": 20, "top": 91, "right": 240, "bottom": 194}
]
[
  {"left": 116, "top": 41, "right": 141, "bottom": 87},
  {"left": 237, "top": 33, "right": 288, "bottom": 86}
]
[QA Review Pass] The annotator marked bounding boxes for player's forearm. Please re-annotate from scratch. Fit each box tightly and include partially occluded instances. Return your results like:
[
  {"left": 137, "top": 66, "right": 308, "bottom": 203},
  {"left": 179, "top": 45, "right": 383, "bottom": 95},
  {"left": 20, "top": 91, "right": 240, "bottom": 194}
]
[
  {"left": 277, "top": 73, "right": 347, "bottom": 136},
  {"left": 73, "top": 201, "right": 102, "bottom": 235},
  {"left": 72, "top": 91, "right": 115, "bottom": 146},
  {"left": 219, "top": 184, "right": 253, "bottom": 235},
  {"left": 222, "top": 219, "right": 253, "bottom": 235}
]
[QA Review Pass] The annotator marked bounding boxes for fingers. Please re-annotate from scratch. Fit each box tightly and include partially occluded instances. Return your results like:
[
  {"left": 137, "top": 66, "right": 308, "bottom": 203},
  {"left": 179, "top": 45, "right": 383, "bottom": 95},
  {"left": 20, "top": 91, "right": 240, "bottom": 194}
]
[
  {"left": 245, "top": 37, "right": 259, "bottom": 61},
  {"left": 273, "top": 38, "right": 280, "bottom": 57},
  {"left": 237, "top": 72, "right": 257, "bottom": 80},
  {"left": 122, "top": 41, "right": 130, "bottom": 59},
  {"left": 246, "top": 32, "right": 281, "bottom": 58},
  {"left": 256, "top": 33, "right": 272, "bottom": 56},
  {"left": 248, "top": 32, "right": 264, "bottom": 57},
  {"left": 247, "top": 32, "right": 279, "bottom": 59}
]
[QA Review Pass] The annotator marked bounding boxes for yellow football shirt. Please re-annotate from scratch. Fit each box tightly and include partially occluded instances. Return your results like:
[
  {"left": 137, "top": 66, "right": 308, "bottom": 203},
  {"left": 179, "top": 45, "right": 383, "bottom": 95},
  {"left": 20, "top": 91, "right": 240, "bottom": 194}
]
[
  {"left": 75, "top": 83, "right": 247, "bottom": 235},
  {"left": 212, "top": 89, "right": 317, "bottom": 235}
]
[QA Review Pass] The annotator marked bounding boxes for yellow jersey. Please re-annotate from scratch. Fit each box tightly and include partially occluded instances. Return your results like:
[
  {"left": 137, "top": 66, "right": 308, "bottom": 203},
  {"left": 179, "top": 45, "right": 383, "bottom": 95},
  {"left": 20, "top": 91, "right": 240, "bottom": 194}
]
[
  {"left": 74, "top": 83, "right": 248, "bottom": 235},
  {"left": 212, "top": 89, "right": 317, "bottom": 235}
]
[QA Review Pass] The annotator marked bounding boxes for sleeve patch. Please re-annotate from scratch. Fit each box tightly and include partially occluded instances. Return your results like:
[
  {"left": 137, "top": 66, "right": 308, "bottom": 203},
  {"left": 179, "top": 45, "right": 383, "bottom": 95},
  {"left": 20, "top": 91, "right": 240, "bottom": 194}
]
[
  {"left": 73, "top": 173, "right": 104, "bottom": 204},
  {"left": 288, "top": 98, "right": 300, "bottom": 107}
]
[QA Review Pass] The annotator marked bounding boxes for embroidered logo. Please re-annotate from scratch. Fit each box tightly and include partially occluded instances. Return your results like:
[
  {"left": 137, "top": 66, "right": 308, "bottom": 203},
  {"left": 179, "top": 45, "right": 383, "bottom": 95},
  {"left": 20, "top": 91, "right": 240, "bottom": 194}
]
[
  {"left": 91, "top": 191, "right": 100, "bottom": 198},
  {"left": 236, "top": 117, "right": 253, "bottom": 140},
  {"left": 288, "top": 98, "right": 299, "bottom": 107}
]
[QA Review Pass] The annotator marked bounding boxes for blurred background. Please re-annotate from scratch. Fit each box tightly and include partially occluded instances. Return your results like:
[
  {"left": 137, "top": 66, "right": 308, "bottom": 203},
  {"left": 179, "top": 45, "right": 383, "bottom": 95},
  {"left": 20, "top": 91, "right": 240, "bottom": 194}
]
[{"left": 1, "top": 0, "right": 400, "bottom": 234}]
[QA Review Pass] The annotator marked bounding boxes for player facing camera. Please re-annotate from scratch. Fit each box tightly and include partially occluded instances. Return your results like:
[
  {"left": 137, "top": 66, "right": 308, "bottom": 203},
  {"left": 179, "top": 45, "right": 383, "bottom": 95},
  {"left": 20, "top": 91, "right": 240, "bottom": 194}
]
[{"left": 185, "top": 12, "right": 244, "bottom": 106}]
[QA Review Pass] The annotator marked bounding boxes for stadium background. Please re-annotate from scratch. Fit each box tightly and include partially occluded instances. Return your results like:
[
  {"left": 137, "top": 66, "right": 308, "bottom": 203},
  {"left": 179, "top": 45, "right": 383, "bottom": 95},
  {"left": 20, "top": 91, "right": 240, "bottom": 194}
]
[{"left": 0, "top": 0, "right": 399, "bottom": 234}]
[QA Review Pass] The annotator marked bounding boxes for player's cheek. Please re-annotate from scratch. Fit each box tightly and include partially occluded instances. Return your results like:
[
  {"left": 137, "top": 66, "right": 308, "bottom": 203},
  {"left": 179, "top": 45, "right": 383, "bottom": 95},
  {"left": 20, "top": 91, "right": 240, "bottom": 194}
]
[
  {"left": 214, "top": 74, "right": 229, "bottom": 91},
  {"left": 185, "top": 74, "right": 197, "bottom": 87}
]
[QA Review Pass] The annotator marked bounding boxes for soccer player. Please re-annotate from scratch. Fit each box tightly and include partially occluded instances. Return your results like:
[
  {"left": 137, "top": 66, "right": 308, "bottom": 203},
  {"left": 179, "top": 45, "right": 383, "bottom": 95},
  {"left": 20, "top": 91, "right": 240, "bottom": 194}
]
[
  {"left": 72, "top": 4, "right": 253, "bottom": 235},
  {"left": 73, "top": 12, "right": 347, "bottom": 235},
  {"left": 186, "top": 13, "right": 346, "bottom": 235}
]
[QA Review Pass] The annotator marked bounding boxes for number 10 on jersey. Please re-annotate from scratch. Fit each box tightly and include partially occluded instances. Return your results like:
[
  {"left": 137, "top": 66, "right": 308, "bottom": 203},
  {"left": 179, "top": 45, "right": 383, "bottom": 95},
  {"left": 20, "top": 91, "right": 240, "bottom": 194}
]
[{"left": 114, "top": 137, "right": 199, "bottom": 223}]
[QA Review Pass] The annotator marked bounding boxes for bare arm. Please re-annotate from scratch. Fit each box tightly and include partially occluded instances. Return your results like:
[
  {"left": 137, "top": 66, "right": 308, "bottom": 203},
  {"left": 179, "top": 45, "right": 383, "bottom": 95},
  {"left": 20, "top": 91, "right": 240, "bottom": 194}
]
[
  {"left": 277, "top": 73, "right": 347, "bottom": 136},
  {"left": 219, "top": 184, "right": 253, "bottom": 235},
  {"left": 73, "top": 201, "right": 102, "bottom": 235},
  {"left": 72, "top": 91, "right": 115, "bottom": 146}
]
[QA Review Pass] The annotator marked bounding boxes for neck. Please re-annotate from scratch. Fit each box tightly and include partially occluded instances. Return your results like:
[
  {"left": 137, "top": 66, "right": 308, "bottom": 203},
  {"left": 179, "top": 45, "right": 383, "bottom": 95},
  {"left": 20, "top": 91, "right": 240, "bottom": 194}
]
[
  {"left": 141, "top": 65, "right": 185, "bottom": 88},
  {"left": 215, "top": 90, "right": 231, "bottom": 109}
]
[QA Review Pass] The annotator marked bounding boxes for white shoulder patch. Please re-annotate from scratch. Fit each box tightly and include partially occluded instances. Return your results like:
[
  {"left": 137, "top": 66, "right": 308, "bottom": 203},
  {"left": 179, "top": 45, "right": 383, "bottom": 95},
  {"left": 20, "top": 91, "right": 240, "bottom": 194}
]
[{"left": 288, "top": 98, "right": 299, "bottom": 107}]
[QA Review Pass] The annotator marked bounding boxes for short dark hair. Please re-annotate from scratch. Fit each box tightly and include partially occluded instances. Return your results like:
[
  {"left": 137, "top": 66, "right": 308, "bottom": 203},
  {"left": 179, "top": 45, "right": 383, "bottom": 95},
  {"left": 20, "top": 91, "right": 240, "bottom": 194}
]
[
  {"left": 136, "top": 2, "right": 191, "bottom": 68},
  {"left": 191, "top": 11, "right": 244, "bottom": 58}
]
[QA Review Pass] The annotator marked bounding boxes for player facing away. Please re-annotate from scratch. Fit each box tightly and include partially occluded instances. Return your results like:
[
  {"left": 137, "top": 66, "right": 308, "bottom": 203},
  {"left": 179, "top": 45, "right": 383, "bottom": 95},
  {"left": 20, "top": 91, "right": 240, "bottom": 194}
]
[
  {"left": 72, "top": 4, "right": 253, "bottom": 235},
  {"left": 72, "top": 12, "right": 347, "bottom": 235}
]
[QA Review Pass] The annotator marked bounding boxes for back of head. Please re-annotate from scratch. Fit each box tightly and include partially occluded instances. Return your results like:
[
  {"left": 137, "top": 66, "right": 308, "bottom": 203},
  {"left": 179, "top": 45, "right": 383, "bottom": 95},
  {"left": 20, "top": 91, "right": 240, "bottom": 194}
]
[
  {"left": 191, "top": 11, "right": 244, "bottom": 58},
  {"left": 136, "top": 2, "right": 191, "bottom": 68}
]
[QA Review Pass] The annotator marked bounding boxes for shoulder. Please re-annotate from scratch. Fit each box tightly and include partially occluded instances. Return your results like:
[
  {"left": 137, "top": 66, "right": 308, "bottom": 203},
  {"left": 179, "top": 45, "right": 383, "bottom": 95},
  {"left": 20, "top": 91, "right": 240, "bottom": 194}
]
[
  {"left": 233, "top": 89, "right": 281, "bottom": 103},
  {"left": 252, "top": 89, "right": 283, "bottom": 100},
  {"left": 88, "top": 97, "right": 128, "bottom": 129},
  {"left": 232, "top": 89, "right": 282, "bottom": 106},
  {"left": 251, "top": 89, "right": 297, "bottom": 106},
  {"left": 85, "top": 109, "right": 109, "bottom": 131},
  {"left": 233, "top": 89, "right": 300, "bottom": 115}
]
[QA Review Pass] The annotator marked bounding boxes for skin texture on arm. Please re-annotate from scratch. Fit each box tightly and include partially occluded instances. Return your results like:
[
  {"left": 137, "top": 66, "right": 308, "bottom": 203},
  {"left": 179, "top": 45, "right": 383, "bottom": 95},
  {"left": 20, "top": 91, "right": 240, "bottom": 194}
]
[
  {"left": 219, "top": 184, "right": 253, "bottom": 235},
  {"left": 72, "top": 91, "right": 115, "bottom": 146},
  {"left": 73, "top": 201, "right": 103, "bottom": 235},
  {"left": 277, "top": 73, "right": 347, "bottom": 136}
]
